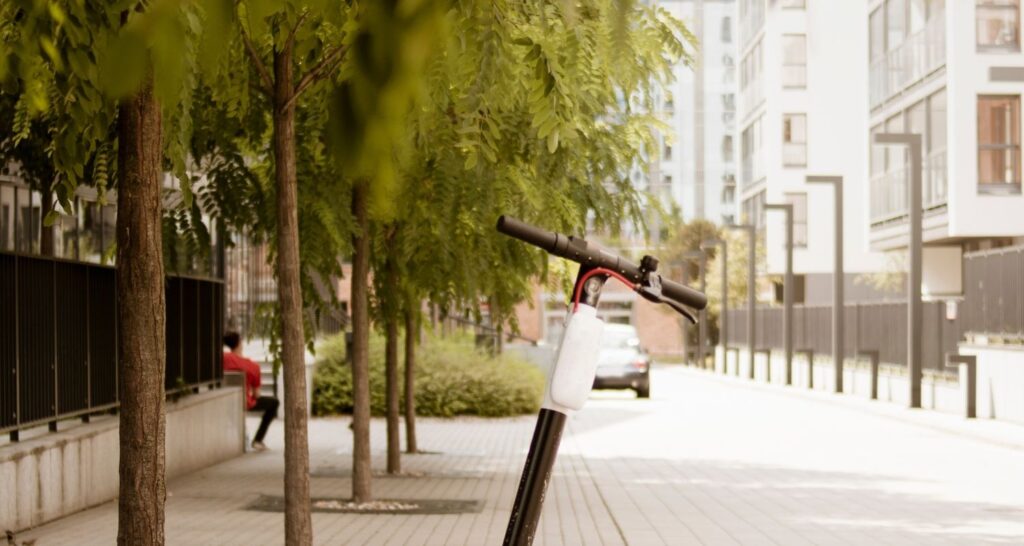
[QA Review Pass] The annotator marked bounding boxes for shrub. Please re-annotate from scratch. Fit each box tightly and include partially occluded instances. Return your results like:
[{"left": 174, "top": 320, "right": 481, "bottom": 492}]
[{"left": 311, "top": 332, "right": 545, "bottom": 418}]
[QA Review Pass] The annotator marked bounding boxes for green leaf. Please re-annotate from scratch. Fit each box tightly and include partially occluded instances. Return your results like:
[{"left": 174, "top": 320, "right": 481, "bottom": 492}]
[
  {"left": 43, "top": 209, "right": 60, "bottom": 227},
  {"left": 98, "top": 29, "right": 148, "bottom": 98}
]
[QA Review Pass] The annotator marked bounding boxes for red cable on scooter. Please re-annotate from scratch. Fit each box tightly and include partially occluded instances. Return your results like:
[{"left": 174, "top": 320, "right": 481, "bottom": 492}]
[{"left": 572, "top": 267, "right": 638, "bottom": 312}]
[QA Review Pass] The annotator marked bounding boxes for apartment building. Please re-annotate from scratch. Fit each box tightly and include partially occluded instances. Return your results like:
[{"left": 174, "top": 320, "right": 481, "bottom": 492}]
[
  {"left": 867, "top": 0, "right": 1024, "bottom": 296},
  {"left": 736, "top": 0, "right": 888, "bottom": 304},
  {"left": 652, "top": 0, "right": 739, "bottom": 227}
]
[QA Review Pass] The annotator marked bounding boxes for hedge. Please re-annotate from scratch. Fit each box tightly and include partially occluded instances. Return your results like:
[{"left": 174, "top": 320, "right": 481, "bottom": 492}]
[{"left": 311, "top": 332, "right": 545, "bottom": 418}]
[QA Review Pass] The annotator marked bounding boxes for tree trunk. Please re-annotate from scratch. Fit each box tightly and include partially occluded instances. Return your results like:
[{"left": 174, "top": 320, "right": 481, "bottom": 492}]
[
  {"left": 350, "top": 182, "right": 372, "bottom": 502},
  {"left": 403, "top": 306, "right": 417, "bottom": 454},
  {"left": 385, "top": 312, "right": 400, "bottom": 473},
  {"left": 272, "top": 48, "right": 313, "bottom": 546},
  {"left": 116, "top": 73, "right": 166, "bottom": 546}
]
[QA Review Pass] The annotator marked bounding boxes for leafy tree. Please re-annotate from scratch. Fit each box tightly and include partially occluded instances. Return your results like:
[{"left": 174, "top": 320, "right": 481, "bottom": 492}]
[
  {"left": 2, "top": 1, "right": 223, "bottom": 543},
  {"left": 194, "top": 1, "right": 355, "bottom": 539},
  {"left": 360, "top": 0, "right": 692, "bottom": 471}
]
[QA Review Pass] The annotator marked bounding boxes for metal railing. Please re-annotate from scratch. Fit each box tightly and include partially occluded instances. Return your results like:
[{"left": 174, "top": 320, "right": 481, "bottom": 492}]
[
  {"left": 0, "top": 251, "right": 224, "bottom": 440},
  {"left": 870, "top": 148, "right": 948, "bottom": 224},
  {"left": 870, "top": 13, "right": 946, "bottom": 108},
  {"left": 723, "top": 243, "right": 1024, "bottom": 368},
  {"left": 962, "top": 245, "right": 1024, "bottom": 338},
  {"left": 725, "top": 301, "right": 963, "bottom": 371}
]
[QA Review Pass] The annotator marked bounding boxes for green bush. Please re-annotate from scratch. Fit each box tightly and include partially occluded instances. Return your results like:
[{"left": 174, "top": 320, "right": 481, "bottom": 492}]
[{"left": 311, "top": 332, "right": 545, "bottom": 418}]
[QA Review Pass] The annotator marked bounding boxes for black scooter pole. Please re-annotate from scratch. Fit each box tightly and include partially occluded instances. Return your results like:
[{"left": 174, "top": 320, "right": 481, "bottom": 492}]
[
  {"left": 503, "top": 270, "right": 606, "bottom": 546},
  {"left": 503, "top": 408, "right": 567, "bottom": 545}
]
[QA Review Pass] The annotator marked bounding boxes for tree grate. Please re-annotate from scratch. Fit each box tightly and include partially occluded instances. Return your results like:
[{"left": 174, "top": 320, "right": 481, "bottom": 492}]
[{"left": 245, "top": 495, "right": 482, "bottom": 515}]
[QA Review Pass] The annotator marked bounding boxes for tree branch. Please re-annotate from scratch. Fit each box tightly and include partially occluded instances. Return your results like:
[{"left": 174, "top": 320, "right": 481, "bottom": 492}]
[
  {"left": 240, "top": 26, "right": 274, "bottom": 96},
  {"left": 284, "top": 45, "right": 347, "bottom": 110},
  {"left": 285, "top": 10, "right": 310, "bottom": 53}
]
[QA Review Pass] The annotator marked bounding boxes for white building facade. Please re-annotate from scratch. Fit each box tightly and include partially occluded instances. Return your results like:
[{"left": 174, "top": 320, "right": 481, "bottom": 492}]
[
  {"left": 736, "top": 0, "right": 888, "bottom": 304},
  {"left": 868, "top": 0, "right": 1024, "bottom": 296},
  {"left": 651, "top": 0, "right": 739, "bottom": 228}
]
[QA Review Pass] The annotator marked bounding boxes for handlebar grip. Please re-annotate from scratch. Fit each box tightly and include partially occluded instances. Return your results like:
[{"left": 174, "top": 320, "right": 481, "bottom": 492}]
[
  {"left": 496, "top": 216, "right": 558, "bottom": 252},
  {"left": 662, "top": 278, "right": 708, "bottom": 310}
]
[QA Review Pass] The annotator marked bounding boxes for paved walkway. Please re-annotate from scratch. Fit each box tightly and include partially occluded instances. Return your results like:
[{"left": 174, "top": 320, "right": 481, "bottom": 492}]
[{"left": 16, "top": 366, "right": 1024, "bottom": 545}]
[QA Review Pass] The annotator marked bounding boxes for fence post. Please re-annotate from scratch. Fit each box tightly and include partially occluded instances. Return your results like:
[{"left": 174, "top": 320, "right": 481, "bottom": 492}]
[
  {"left": 11, "top": 252, "right": 20, "bottom": 442},
  {"left": 859, "top": 350, "right": 879, "bottom": 400},
  {"left": 945, "top": 353, "right": 977, "bottom": 418}
]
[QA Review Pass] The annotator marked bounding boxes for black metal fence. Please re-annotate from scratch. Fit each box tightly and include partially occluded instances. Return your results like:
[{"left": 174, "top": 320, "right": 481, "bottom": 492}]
[
  {"left": 725, "top": 301, "right": 963, "bottom": 370},
  {"left": 724, "top": 243, "right": 1024, "bottom": 369},
  {"left": 0, "top": 251, "right": 224, "bottom": 440}
]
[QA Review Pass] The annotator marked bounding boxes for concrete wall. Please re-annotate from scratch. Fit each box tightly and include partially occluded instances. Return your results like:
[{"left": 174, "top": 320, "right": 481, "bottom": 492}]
[
  {"left": 0, "top": 387, "right": 244, "bottom": 532},
  {"left": 959, "top": 344, "right": 1024, "bottom": 425},
  {"left": 716, "top": 346, "right": 965, "bottom": 415}
]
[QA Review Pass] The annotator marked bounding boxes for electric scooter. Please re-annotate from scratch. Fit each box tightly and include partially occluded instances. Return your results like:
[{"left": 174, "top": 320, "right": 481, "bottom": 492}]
[{"left": 496, "top": 216, "right": 708, "bottom": 546}]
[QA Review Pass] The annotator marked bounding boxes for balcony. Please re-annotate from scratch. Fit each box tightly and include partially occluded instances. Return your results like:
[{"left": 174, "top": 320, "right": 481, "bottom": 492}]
[
  {"left": 740, "top": 3, "right": 765, "bottom": 47},
  {"left": 869, "top": 13, "right": 946, "bottom": 108},
  {"left": 742, "top": 154, "right": 765, "bottom": 188},
  {"left": 870, "top": 148, "right": 948, "bottom": 225}
]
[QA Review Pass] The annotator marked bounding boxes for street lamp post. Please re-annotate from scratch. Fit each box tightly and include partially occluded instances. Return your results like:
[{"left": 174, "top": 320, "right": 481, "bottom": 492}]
[
  {"left": 727, "top": 224, "right": 756, "bottom": 379},
  {"left": 807, "top": 175, "right": 844, "bottom": 393},
  {"left": 765, "top": 204, "right": 794, "bottom": 386},
  {"left": 701, "top": 238, "right": 727, "bottom": 374},
  {"left": 873, "top": 133, "right": 923, "bottom": 409},
  {"left": 683, "top": 250, "right": 708, "bottom": 368}
]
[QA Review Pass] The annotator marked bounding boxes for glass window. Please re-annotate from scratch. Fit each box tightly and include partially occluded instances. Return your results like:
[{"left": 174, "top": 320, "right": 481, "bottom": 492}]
[
  {"left": 928, "top": 88, "right": 947, "bottom": 153},
  {"left": 782, "top": 34, "right": 807, "bottom": 88},
  {"left": 870, "top": 124, "right": 886, "bottom": 176},
  {"left": 870, "top": 7, "right": 886, "bottom": 61},
  {"left": 783, "top": 114, "right": 807, "bottom": 167},
  {"left": 977, "top": 0, "right": 1020, "bottom": 50},
  {"left": 722, "top": 16, "right": 732, "bottom": 43},
  {"left": 885, "top": 112, "right": 906, "bottom": 172},
  {"left": 977, "top": 95, "right": 1021, "bottom": 189},
  {"left": 887, "top": 0, "right": 908, "bottom": 52},
  {"left": 785, "top": 193, "right": 809, "bottom": 247},
  {"left": 723, "top": 135, "right": 734, "bottom": 162},
  {"left": 664, "top": 143, "right": 673, "bottom": 161}
]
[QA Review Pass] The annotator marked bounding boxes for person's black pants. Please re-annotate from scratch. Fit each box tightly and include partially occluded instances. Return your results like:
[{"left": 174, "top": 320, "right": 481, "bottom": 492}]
[{"left": 252, "top": 396, "right": 279, "bottom": 443}]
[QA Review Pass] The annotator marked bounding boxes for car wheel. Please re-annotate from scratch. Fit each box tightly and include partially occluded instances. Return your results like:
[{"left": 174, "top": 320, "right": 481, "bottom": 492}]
[{"left": 635, "top": 383, "right": 650, "bottom": 399}]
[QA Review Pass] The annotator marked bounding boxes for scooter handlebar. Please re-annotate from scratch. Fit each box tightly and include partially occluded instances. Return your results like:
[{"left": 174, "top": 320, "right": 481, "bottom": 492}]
[{"left": 496, "top": 215, "right": 708, "bottom": 311}]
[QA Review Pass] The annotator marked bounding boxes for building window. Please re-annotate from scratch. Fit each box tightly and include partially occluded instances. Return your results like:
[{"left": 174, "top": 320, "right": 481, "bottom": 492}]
[
  {"left": 742, "top": 190, "right": 767, "bottom": 229},
  {"left": 664, "top": 94, "right": 674, "bottom": 113},
  {"left": 742, "top": 116, "right": 764, "bottom": 184},
  {"left": 723, "top": 135, "right": 734, "bottom": 162},
  {"left": 663, "top": 175, "right": 673, "bottom": 188},
  {"left": 977, "top": 95, "right": 1021, "bottom": 191},
  {"left": 722, "top": 93, "right": 735, "bottom": 112},
  {"left": 977, "top": 0, "right": 1020, "bottom": 50},
  {"left": 722, "top": 16, "right": 732, "bottom": 43},
  {"left": 783, "top": 114, "right": 807, "bottom": 167},
  {"left": 782, "top": 34, "right": 807, "bottom": 88},
  {"left": 664, "top": 143, "right": 672, "bottom": 161},
  {"left": 785, "top": 192, "right": 808, "bottom": 247},
  {"left": 782, "top": 0, "right": 806, "bottom": 8}
]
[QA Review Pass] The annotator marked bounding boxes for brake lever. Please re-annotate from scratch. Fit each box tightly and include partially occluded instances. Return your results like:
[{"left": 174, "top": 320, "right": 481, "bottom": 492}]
[{"left": 637, "top": 285, "right": 699, "bottom": 324}]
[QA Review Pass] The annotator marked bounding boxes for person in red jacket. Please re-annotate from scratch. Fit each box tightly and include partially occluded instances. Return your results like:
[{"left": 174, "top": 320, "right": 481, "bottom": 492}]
[{"left": 223, "top": 331, "right": 279, "bottom": 451}]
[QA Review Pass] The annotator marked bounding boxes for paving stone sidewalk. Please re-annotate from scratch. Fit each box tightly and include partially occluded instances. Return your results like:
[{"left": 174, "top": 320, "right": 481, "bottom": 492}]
[{"left": 16, "top": 366, "right": 1024, "bottom": 545}]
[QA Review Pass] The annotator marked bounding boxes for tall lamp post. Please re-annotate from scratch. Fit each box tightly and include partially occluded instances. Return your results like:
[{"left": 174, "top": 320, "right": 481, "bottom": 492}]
[
  {"left": 807, "top": 175, "right": 845, "bottom": 393},
  {"left": 726, "top": 224, "right": 756, "bottom": 378},
  {"left": 874, "top": 133, "right": 923, "bottom": 409},
  {"left": 765, "top": 203, "right": 794, "bottom": 386},
  {"left": 683, "top": 250, "right": 708, "bottom": 368},
  {"left": 701, "top": 238, "right": 727, "bottom": 374}
]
